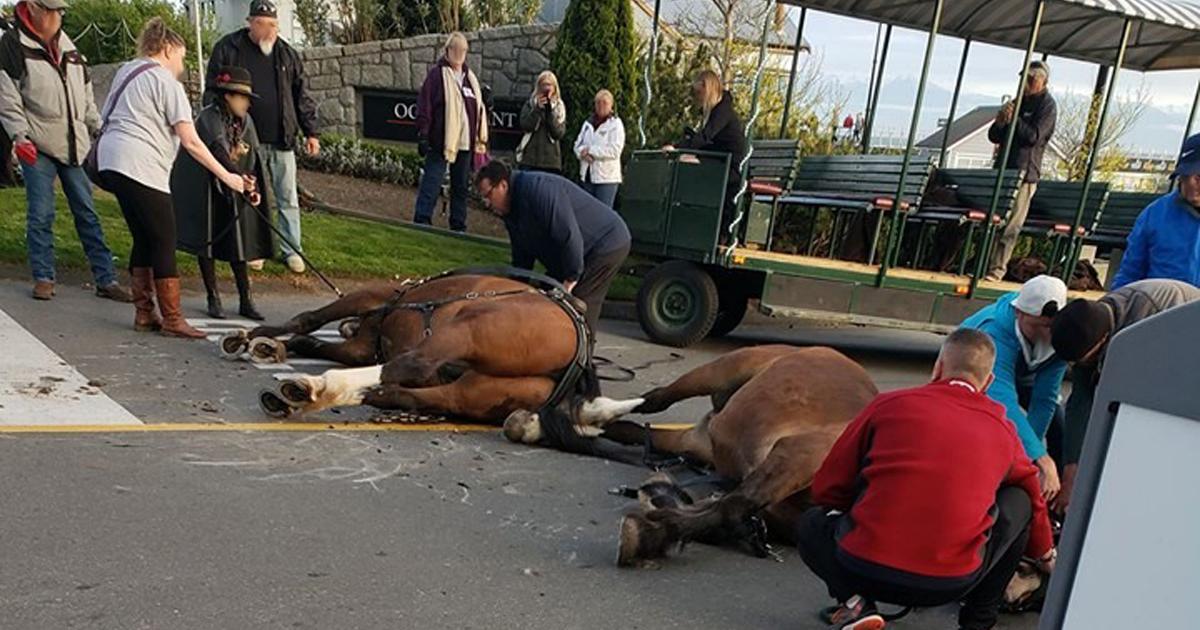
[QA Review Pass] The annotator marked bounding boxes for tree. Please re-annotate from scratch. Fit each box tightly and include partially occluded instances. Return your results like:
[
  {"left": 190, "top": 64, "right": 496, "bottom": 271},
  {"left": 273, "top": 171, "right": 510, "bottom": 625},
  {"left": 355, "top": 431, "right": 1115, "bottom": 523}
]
[
  {"left": 64, "top": 0, "right": 218, "bottom": 67},
  {"left": 332, "top": 0, "right": 379, "bottom": 44},
  {"left": 1049, "top": 79, "right": 1150, "bottom": 182},
  {"left": 295, "top": 0, "right": 331, "bottom": 46},
  {"left": 470, "top": 0, "right": 539, "bottom": 29},
  {"left": 551, "top": 0, "right": 639, "bottom": 173}
]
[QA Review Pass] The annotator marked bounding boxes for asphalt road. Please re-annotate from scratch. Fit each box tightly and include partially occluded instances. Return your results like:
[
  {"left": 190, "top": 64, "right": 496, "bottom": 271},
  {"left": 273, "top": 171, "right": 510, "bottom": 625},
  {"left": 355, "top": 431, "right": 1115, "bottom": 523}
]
[{"left": 0, "top": 278, "right": 1042, "bottom": 630}]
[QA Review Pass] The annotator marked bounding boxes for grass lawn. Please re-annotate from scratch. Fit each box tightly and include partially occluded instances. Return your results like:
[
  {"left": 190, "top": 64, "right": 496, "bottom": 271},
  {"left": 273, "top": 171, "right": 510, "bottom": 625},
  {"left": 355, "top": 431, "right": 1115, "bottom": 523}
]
[{"left": 0, "top": 187, "right": 640, "bottom": 300}]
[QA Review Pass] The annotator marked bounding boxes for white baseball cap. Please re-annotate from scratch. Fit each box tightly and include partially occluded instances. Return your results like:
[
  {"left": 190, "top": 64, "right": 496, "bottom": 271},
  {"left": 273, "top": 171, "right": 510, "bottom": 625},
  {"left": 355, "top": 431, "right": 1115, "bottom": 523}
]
[{"left": 1012, "top": 275, "right": 1068, "bottom": 317}]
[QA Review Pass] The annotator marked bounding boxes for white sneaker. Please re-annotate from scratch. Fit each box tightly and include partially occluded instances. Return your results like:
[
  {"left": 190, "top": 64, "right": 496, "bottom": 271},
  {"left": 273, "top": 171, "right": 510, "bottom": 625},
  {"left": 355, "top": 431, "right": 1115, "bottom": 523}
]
[
  {"left": 247, "top": 259, "right": 265, "bottom": 271},
  {"left": 286, "top": 254, "right": 306, "bottom": 274}
]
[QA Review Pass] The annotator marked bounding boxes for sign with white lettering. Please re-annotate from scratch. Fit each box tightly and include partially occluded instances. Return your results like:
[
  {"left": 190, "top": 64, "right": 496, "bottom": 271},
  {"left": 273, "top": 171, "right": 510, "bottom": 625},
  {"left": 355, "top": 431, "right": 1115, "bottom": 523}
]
[{"left": 360, "top": 89, "right": 525, "bottom": 152}]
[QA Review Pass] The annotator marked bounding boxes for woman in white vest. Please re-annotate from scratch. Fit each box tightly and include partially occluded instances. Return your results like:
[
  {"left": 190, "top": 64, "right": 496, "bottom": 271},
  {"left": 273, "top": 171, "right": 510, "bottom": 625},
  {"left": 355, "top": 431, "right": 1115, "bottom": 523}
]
[{"left": 573, "top": 89, "right": 625, "bottom": 208}]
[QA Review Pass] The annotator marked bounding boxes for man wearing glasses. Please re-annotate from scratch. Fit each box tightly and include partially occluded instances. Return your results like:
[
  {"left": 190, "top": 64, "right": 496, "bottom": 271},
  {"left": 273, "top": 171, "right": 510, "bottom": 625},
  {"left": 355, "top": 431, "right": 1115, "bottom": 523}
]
[
  {"left": 985, "top": 60, "right": 1058, "bottom": 282},
  {"left": 0, "top": 0, "right": 130, "bottom": 302},
  {"left": 475, "top": 160, "right": 631, "bottom": 333}
]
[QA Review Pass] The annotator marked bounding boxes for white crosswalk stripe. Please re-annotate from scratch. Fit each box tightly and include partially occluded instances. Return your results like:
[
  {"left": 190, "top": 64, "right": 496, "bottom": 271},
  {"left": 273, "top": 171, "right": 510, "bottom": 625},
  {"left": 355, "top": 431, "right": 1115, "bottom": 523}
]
[{"left": 0, "top": 307, "right": 142, "bottom": 425}]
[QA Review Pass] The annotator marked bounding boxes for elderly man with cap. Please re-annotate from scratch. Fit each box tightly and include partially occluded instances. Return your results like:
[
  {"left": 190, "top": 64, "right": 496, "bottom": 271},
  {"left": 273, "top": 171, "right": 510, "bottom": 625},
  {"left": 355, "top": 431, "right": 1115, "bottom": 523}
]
[
  {"left": 1111, "top": 133, "right": 1200, "bottom": 289},
  {"left": 0, "top": 0, "right": 131, "bottom": 302},
  {"left": 962, "top": 274, "right": 1070, "bottom": 501},
  {"left": 1050, "top": 278, "right": 1200, "bottom": 510},
  {"left": 206, "top": 0, "right": 319, "bottom": 275},
  {"left": 985, "top": 60, "right": 1057, "bottom": 281}
]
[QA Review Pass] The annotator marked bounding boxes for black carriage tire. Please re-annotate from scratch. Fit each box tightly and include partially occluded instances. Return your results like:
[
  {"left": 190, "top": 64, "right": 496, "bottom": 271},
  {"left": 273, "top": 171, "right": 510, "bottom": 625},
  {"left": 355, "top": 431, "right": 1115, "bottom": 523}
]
[
  {"left": 636, "top": 261, "right": 719, "bottom": 348},
  {"left": 708, "top": 288, "right": 749, "bottom": 338}
]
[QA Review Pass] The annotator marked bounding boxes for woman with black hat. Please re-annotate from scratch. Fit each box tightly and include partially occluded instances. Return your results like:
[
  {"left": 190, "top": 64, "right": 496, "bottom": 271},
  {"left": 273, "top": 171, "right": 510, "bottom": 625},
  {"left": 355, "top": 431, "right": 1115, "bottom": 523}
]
[{"left": 172, "top": 65, "right": 273, "bottom": 320}]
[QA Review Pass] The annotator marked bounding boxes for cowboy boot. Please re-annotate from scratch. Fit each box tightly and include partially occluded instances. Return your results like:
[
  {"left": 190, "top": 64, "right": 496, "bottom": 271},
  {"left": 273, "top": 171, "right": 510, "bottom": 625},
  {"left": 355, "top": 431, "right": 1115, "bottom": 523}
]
[
  {"left": 154, "top": 278, "right": 206, "bottom": 339},
  {"left": 130, "top": 267, "right": 161, "bottom": 332}
]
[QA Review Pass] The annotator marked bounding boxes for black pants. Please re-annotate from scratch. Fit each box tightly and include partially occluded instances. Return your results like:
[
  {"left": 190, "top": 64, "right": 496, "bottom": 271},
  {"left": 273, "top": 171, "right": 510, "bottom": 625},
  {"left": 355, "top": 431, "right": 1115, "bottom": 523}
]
[
  {"left": 102, "top": 170, "right": 178, "bottom": 278},
  {"left": 797, "top": 487, "right": 1032, "bottom": 630},
  {"left": 573, "top": 243, "right": 630, "bottom": 333}
]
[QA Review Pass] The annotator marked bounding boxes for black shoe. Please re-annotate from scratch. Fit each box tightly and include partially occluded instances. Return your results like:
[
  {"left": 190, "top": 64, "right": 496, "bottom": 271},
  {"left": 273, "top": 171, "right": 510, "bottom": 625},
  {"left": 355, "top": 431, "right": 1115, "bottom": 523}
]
[
  {"left": 239, "top": 301, "right": 265, "bottom": 321},
  {"left": 207, "top": 294, "right": 226, "bottom": 319}
]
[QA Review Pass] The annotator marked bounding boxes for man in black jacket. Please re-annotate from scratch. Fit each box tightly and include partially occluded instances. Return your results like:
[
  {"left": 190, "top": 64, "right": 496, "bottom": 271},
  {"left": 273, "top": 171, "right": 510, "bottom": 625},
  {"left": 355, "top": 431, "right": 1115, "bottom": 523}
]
[
  {"left": 475, "top": 160, "right": 631, "bottom": 333},
  {"left": 986, "top": 60, "right": 1057, "bottom": 281},
  {"left": 206, "top": 0, "right": 319, "bottom": 274}
]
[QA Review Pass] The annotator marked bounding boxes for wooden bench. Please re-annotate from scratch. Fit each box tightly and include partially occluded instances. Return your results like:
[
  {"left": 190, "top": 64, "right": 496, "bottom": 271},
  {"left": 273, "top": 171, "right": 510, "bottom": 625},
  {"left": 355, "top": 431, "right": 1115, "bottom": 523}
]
[
  {"left": 770, "top": 154, "right": 935, "bottom": 263},
  {"left": 1023, "top": 181, "right": 1110, "bottom": 271},
  {"left": 907, "top": 168, "right": 1025, "bottom": 274},
  {"left": 743, "top": 138, "right": 804, "bottom": 248},
  {"left": 1086, "top": 190, "right": 1158, "bottom": 248}
]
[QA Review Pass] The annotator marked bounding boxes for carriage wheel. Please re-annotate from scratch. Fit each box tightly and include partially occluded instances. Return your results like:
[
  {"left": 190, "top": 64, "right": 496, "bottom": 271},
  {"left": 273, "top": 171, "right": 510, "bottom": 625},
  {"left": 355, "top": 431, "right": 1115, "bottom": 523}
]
[
  {"left": 636, "top": 261, "right": 719, "bottom": 348},
  {"left": 708, "top": 282, "right": 750, "bottom": 339}
]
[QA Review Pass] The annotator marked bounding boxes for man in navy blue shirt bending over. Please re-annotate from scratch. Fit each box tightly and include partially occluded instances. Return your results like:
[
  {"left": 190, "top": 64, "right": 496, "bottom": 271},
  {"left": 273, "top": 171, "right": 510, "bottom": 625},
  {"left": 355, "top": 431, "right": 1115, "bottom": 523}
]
[{"left": 475, "top": 160, "right": 631, "bottom": 332}]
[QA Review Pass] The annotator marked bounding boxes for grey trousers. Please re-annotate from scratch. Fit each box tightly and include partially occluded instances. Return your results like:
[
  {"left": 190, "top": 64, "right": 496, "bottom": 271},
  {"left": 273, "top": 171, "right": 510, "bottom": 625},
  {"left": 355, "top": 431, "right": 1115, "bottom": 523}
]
[
  {"left": 573, "top": 243, "right": 630, "bottom": 332},
  {"left": 987, "top": 182, "right": 1037, "bottom": 279}
]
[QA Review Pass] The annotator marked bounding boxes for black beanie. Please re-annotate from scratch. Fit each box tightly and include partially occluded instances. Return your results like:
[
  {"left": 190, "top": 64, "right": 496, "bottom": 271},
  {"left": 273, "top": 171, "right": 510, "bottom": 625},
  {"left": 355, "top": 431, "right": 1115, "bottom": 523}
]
[{"left": 1051, "top": 299, "right": 1113, "bottom": 361}]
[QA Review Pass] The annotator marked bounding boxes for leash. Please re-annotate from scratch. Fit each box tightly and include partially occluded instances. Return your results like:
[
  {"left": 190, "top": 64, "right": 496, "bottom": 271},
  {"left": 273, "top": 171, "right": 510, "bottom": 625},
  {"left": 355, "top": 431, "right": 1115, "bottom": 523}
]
[{"left": 593, "top": 353, "right": 684, "bottom": 382}]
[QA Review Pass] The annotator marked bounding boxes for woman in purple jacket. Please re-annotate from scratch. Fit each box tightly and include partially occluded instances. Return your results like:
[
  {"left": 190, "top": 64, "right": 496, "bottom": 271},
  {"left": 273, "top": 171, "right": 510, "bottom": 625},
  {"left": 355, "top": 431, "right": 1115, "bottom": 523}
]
[{"left": 413, "top": 32, "right": 490, "bottom": 232}]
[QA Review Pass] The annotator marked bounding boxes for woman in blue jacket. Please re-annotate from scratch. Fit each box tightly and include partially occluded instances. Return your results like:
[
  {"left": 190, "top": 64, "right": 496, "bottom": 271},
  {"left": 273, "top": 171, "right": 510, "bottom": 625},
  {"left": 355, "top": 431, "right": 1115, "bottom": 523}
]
[{"left": 961, "top": 275, "right": 1069, "bottom": 501}]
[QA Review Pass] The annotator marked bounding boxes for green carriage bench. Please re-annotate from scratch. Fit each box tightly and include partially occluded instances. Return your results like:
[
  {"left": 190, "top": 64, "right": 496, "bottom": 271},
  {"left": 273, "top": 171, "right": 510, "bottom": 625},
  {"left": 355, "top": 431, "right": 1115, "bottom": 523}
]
[
  {"left": 907, "top": 168, "right": 1026, "bottom": 274},
  {"left": 1023, "top": 181, "right": 1110, "bottom": 272},
  {"left": 766, "top": 154, "right": 935, "bottom": 263},
  {"left": 1085, "top": 191, "right": 1158, "bottom": 248},
  {"left": 743, "top": 139, "right": 805, "bottom": 248}
]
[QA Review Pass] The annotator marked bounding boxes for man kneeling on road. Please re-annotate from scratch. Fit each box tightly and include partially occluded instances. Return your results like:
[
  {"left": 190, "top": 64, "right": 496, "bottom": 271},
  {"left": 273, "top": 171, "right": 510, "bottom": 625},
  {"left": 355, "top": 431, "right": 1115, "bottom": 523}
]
[
  {"left": 798, "top": 329, "right": 1055, "bottom": 630},
  {"left": 961, "top": 274, "right": 1069, "bottom": 502},
  {"left": 475, "top": 160, "right": 631, "bottom": 333},
  {"left": 1049, "top": 278, "right": 1200, "bottom": 511}
]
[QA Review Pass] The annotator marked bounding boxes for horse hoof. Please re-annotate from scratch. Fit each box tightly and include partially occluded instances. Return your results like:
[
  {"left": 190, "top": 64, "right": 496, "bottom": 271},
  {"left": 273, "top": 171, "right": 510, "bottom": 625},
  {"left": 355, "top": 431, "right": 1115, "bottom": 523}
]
[
  {"left": 278, "top": 380, "right": 312, "bottom": 406},
  {"left": 338, "top": 318, "right": 360, "bottom": 339},
  {"left": 219, "top": 330, "right": 249, "bottom": 360},
  {"left": 259, "top": 389, "right": 294, "bottom": 419},
  {"left": 502, "top": 410, "right": 541, "bottom": 444},
  {"left": 248, "top": 337, "right": 286, "bottom": 364},
  {"left": 617, "top": 515, "right": 664, "bottom": 568}
]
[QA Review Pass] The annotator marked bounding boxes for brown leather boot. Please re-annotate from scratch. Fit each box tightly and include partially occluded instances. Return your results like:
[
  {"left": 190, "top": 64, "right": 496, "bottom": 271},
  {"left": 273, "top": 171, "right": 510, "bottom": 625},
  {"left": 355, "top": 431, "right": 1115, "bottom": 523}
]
[
  {"left": 130, "top": 268, "right": 161, "bottom": 332},
  {"left": 154, "top": 277, "right": 205, "bottom": 339}
]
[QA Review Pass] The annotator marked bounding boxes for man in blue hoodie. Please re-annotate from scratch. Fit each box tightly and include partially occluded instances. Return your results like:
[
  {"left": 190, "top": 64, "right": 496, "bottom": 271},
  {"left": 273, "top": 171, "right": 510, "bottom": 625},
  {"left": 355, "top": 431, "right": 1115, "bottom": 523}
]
[
  {"left": 961, "top": 275, "right": 1069, "bottom": 501},
  {"left": 1110, "top": 133, "right": 1200, "bottom": 289}
]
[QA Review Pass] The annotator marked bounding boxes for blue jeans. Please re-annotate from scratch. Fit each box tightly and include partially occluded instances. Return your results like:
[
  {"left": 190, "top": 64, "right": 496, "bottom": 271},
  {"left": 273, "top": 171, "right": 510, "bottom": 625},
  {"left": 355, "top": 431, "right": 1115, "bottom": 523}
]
[
  {"left": 414, "top": 150, "right": 470, "bottom": 232},
  {"left": 22, "top": 154, "right": 116, "bottom": 285},
  {"left": 261, "top": 147, "right": 302, "bottom": 256},
  {"left": 583, "top": 181, "right": 619, "bottom": 208}
]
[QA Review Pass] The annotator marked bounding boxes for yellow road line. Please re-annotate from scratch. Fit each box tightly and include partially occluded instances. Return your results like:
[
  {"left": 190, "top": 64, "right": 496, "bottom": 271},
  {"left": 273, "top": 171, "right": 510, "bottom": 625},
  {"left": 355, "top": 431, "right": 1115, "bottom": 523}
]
[{"left": 0, "top": 422, "right": 693, "bottom": 434}]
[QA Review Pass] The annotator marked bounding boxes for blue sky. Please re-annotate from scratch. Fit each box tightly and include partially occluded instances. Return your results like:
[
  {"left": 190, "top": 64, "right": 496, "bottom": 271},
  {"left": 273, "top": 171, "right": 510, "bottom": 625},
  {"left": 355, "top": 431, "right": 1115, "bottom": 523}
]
[{"left": 790, "top": 8, "right": 1200, "bottom": 154}]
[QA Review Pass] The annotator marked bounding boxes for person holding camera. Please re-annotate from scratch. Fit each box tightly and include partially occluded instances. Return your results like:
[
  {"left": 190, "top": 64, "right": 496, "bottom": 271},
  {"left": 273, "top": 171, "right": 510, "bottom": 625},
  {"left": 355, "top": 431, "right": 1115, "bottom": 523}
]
[
  {"left": 516, "top": 71, "right": 565, "bottom": 174},
  {"left": 413, "top": 31, "right": 490, "bottom": 233}
]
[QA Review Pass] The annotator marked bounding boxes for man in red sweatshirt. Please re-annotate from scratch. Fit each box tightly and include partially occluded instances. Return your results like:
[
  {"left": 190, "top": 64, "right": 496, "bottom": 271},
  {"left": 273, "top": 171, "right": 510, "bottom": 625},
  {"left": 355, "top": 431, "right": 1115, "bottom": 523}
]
[{"left": 798, "top": 328, "right": 1056, "bottom": 630}]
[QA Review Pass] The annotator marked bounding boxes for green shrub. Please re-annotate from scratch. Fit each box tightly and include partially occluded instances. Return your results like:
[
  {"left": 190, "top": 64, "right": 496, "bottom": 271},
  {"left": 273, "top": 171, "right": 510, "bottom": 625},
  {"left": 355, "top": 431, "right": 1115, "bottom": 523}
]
[{"left": 299, "top": 133, "right": 422, "bottom": 186}]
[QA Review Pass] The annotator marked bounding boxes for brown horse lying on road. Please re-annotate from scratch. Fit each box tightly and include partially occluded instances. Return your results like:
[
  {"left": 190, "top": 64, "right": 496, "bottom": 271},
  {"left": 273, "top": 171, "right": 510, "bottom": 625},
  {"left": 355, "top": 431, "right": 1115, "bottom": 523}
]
[
  {"left": 598, "top": 344, "right": 879, "bottom": 566},
  {"left": 227, "top": 272, "right": 640, "bottom": 430}
]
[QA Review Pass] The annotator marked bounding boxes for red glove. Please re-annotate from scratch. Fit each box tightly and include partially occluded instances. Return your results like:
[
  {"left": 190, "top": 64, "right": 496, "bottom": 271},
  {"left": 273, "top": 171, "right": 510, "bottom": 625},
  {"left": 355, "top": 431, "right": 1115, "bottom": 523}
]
[{"left": 15, "top": 140, "right": 37, "bottom": 166}]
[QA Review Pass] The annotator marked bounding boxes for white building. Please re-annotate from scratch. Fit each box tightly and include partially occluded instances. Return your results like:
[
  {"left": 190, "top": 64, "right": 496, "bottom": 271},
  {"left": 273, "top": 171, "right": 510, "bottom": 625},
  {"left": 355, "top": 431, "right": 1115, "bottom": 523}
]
[{"left": 915, "top": 105, "right": 1002, "bottom": 169}]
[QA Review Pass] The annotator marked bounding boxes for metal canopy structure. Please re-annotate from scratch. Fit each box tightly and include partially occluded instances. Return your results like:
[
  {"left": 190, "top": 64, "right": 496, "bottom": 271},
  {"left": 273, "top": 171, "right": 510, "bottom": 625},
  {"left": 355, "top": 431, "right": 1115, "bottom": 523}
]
[{"left": 777, "top": 0, "right": 1200, "bottom": 70}]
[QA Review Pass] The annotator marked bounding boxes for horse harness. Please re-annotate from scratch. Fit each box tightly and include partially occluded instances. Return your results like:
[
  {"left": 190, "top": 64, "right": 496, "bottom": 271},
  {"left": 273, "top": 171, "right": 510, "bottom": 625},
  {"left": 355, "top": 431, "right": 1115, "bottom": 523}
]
[{"left": 370, "top": 267, "right": 593, "bottom": 411}]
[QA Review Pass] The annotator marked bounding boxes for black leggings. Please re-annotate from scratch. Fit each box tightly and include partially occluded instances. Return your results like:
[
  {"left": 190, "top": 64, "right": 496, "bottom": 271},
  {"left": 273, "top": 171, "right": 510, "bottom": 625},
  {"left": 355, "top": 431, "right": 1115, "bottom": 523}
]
[{"left": 102, "top": 170, "right": 178, "bottom": 278}]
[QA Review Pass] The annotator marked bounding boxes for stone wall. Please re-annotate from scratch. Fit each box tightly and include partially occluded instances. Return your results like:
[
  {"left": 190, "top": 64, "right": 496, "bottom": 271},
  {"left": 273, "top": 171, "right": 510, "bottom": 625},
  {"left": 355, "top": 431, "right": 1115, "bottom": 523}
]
[
  {"left": 301, "top": 24, "right": 558, "bottom": 136},
  {"left": 87, "top": 24, "right": 558, "bottom": 136}
]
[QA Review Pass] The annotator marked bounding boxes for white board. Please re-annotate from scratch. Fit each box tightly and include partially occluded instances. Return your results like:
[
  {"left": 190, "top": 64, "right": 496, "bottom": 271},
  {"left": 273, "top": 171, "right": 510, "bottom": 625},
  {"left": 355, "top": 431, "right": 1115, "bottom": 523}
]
[{"left": 1061, "top": 404, "right": 1200, "bottom": 628}]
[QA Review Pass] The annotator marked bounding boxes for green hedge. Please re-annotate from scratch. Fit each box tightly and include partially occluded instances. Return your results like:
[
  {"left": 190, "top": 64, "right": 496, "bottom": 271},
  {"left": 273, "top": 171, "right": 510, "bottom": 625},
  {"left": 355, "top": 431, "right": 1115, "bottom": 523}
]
[{"left": 299, "top": 134, "right": 423, "bottom": 186}]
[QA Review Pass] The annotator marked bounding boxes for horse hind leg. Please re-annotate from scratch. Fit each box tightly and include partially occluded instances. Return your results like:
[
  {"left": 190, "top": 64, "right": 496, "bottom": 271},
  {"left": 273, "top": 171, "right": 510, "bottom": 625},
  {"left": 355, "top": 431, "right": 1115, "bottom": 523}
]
[
  {"left": 364, "top": 372, "right": 555, "bottom": 423},
  {"left": 247, "top": 287, "right": 393, "bottom": 339},
  {"left": 285, "top": 313, "right": 384, "bottom": 366},
  {"left": 635, "top": 345, "right": 798, "bottom": 414}
]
